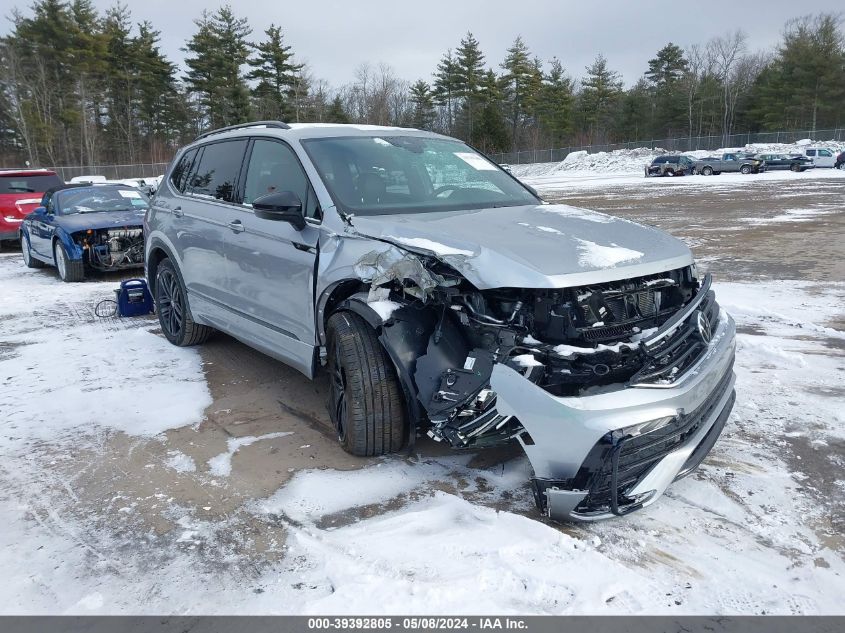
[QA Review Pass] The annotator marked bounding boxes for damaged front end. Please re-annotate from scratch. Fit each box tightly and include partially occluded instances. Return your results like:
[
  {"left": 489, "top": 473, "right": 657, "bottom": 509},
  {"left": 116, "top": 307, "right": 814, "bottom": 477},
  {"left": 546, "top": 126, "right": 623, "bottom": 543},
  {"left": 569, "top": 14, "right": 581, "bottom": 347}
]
[
  {"left": 341, "top": 241, "right": 736, "bottom": 521},
  {"left": 73, "top": 227, "right": 145, "bottom": 271}
]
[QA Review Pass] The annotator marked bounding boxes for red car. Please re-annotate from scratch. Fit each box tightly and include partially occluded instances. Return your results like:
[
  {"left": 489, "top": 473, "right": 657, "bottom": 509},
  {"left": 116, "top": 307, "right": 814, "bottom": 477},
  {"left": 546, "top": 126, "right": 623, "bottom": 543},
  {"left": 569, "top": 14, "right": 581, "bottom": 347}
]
[{"left": 0, "top": 169, "right": 64, "bottom": 244}]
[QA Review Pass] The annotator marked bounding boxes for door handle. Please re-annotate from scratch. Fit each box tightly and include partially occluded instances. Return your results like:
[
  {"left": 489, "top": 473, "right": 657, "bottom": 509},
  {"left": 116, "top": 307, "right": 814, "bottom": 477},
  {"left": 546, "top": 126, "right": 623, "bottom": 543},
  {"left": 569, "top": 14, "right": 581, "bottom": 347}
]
[
  {"left": 172, "top": 206, "right": 183, "bottom": 218},
  {"left": 227, "top": 219, "right": 245, "bottom": 233}
]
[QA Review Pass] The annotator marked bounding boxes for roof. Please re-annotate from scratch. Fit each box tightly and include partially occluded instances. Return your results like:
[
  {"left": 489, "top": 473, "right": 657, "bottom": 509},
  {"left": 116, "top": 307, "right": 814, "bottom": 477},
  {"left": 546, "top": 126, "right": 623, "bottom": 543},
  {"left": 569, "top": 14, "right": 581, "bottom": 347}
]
[
  {"left": 187, "top": 121, "right": 449, "bottom": 148},
  {"left": 0, "top": 168, "right": 58, "bottom": 177}
]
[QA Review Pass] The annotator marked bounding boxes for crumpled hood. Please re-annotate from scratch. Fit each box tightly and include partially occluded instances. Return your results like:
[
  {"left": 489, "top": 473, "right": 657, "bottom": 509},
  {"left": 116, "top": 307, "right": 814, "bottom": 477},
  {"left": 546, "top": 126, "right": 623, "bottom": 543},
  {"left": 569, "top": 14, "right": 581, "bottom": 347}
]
[
  {"left": 52, "top": 210, "right": 146, "bottom": 233},
  {"left": 350, "top": 203, "right": 693, "bottom": 289}
]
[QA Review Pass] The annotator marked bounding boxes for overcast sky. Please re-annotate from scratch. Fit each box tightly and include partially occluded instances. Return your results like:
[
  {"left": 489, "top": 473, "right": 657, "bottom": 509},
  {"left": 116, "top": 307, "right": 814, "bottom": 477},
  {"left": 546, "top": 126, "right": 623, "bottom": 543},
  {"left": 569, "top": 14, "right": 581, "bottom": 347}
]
[{"left": 8, "top": 0, "right": 844, "bottom": 86}]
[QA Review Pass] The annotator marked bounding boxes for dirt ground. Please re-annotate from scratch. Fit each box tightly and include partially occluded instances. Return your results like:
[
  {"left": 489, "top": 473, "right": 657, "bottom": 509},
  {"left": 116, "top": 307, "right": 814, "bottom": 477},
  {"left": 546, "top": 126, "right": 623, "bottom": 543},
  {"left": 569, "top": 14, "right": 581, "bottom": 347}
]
[
  {"left": 102, "top": 175, "right": 844, "bottom": 558},
  {"left": 2, "top": 174, "right": 843, "bottom": 612}
]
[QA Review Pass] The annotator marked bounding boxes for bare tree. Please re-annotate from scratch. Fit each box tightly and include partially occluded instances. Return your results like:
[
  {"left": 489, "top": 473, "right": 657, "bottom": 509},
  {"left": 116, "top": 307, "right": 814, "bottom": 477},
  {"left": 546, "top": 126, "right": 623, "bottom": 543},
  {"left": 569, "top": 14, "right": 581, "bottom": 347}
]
[{"left": 707, "top": 30, "right": 747, "bottom": 142}]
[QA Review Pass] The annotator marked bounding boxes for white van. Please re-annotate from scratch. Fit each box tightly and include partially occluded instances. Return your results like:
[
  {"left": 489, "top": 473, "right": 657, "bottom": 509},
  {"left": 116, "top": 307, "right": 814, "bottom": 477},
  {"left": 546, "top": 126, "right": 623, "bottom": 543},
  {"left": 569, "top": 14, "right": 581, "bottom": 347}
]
[{"left": 800, "top": 147, "right": 836, "bottom": 168}]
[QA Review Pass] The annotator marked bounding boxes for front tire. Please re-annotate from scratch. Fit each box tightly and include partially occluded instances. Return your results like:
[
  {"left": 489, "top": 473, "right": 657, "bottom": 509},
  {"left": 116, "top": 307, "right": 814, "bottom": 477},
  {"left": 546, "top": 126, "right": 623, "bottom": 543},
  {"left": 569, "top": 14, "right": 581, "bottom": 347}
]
[
  {"left": 740, "top": 165, "right": 752, "bottom": 175},
  {"left": 701, "top": 166, "right": 713, "bottom": 176},
  {"left": 326, "top": 312, "right": 406, "bottom": 456},
  {"left": 155, "top": 258, "right": 213, "bottom": 346},
  {"left": 54, "top": 241, "right": 84, "bottom": 282},
  {"left": 22, "top": 234, "right": 44, "bottom": 268}
]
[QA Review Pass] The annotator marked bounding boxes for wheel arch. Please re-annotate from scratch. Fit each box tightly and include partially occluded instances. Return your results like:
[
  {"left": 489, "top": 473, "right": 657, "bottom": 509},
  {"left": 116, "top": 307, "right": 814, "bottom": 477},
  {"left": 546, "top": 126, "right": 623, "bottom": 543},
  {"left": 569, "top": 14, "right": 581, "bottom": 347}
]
[{"left": 145, "top": 238, "right": 178, "bottom": 296}]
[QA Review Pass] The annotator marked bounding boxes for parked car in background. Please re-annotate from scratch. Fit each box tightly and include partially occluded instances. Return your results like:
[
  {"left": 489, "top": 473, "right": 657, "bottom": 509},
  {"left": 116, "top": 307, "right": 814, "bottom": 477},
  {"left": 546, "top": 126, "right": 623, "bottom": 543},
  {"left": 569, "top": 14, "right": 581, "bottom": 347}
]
[
  {"left": 145, "top": 120, "right": 736, "bottom": 522},
  {"left": 0, "top": 169, "right": 63, "bottom": 245},
  {"left": 644, "top": 155, "right": 695, "bottom": 177},
  {"left": 69, "top": 175, "right": 107, "bottom": 184},
  {"left": 20, "top": 183, "right": 147, "bottom": 281},
  {"left": 799, "top": 147, "right": 836, "bottom": 168},
  {"left": 692, "top": 152, "right": 764, "bottom": 175},
  {"left": 754, "top": 153, "right": 814, "bottom": 172},
  {"left": 835, "top": 151, "right": 845, "bottom": 170}
]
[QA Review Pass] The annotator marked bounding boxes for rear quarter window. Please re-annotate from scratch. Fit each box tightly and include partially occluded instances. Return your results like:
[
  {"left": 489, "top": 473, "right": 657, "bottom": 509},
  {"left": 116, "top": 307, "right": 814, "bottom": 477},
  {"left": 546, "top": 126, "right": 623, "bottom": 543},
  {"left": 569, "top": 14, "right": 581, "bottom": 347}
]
[{"left": 170, "top": 149, "right": 198, "bottom": 193}]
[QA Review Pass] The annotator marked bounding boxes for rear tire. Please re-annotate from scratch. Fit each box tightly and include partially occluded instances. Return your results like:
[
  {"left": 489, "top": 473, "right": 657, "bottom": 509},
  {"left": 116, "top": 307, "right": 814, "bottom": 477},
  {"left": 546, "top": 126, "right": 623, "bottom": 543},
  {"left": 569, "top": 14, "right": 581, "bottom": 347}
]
[
  {"left": 326, "top": 311, "right": 406, "bottom": 457},
  {"left": 53, "top": 241, "right": 84, "bottom": 282},
  {"left": 155, "top": 258, "right": 213, "bottom": 346},
  {"left": 21, "top": 234, "right": 44, "bottom": 268}
]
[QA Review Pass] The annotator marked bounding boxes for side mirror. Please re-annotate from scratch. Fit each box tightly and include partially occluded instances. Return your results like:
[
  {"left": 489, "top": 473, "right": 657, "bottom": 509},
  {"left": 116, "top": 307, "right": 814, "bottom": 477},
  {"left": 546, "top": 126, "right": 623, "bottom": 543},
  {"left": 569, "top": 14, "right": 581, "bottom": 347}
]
[
  {"left": 33, "top": 206, "right": 46, "bottom": 215},
  {"left": 252, "top": 191, "right": 305, "bottom": 230}
]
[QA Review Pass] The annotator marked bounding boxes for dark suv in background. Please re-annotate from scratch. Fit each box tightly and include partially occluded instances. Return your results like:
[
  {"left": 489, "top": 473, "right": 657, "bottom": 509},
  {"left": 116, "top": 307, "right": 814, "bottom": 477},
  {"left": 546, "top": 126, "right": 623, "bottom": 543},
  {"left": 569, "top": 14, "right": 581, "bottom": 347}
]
[{"left": 644, "top": 155, "right": 695, "bottom": 177}]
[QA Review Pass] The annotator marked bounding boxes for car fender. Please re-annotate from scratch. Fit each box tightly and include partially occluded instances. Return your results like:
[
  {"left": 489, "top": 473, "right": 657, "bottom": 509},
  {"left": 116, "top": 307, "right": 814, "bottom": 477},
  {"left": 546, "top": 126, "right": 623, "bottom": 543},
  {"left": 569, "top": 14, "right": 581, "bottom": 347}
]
[{"left": 52, "top": 226, "right": 84, "bottom": 260}]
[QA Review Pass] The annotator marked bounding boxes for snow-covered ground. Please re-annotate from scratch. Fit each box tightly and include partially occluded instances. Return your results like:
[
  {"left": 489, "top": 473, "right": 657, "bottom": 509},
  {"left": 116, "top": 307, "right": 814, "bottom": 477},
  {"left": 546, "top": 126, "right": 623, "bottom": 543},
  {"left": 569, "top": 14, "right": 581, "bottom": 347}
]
[
  {"left": 1, "top": 186, "right": 844, "bottom": 615},
  {"left": 511, "top": 142, "right": 845, "bottom": 193}
]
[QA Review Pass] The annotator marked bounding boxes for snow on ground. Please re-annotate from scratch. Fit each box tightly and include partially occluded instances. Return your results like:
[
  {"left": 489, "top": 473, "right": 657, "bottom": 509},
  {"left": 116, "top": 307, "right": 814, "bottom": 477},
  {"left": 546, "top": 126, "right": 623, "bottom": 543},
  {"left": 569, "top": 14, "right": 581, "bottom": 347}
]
[
  {"left": 1, "top": 213, "right": 844, "bottom": 614},
  {"left": 511, "top": 141, "right": 845, "bottom": 194}
]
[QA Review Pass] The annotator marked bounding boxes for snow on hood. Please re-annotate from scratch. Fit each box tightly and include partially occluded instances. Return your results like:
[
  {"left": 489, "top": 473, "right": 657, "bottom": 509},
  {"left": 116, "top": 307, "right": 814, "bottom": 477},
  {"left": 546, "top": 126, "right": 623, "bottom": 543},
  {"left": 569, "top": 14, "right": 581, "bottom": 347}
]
[{"left": 350, "top": 203, "right": 692, "bottom": 289}]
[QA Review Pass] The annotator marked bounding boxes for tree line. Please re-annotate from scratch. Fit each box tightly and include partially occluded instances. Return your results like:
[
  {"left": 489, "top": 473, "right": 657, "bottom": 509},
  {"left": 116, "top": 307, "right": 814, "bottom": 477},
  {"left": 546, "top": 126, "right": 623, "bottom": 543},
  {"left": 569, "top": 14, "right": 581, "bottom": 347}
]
[{"left": 1, "top": 1, "right": 843, "bottom": 168}]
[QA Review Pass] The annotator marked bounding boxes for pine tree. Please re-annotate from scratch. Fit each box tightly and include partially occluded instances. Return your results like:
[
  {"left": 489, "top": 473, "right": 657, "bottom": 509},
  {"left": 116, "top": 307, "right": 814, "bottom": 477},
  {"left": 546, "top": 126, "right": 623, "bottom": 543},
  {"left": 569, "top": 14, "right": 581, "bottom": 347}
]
[
  {"left": 409, "top": 80, "right": 435, "bottom": 130},
  {"left": 325, "top": 95, "right": 349, "bottom": 123},
  {"left": 432, "top": 49, "right": 458, "bottom": 134},
  {"left": 752, "top": 14, "right": 845, "bottom": 131},
  {"left": 539, "top": 58, "right": 574, "bottom": 146},
  {"left": 184, "top": 5, "right": 252, "bottom": 129},
  {"left": 474, "top": 70, "right": 509, "bottom": 152},
  {"left": 645, "top": 43, "right": 688, "bottom": 136},
  {"left": 247, "top": 24, "right": 302, "bottom": 121},
  {"left": 500, "top": 36, "right": 537, "bottom": 150},
  {"left": 579, "top": 54, "right": 623, "bottom": 143},
  {"left": 453, "top": 32, "right": 485, "bottom": 141}
]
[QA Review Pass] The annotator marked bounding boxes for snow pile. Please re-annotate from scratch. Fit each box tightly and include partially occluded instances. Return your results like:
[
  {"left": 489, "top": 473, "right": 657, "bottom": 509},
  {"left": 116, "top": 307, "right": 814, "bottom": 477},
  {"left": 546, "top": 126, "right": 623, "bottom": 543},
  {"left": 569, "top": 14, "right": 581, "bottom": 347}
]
[
  {"left": 512, "top": 139, "right": 844, "bottom": 179},
  {"left": 515, "top": 147, "right": 664, "bottom": 177}
]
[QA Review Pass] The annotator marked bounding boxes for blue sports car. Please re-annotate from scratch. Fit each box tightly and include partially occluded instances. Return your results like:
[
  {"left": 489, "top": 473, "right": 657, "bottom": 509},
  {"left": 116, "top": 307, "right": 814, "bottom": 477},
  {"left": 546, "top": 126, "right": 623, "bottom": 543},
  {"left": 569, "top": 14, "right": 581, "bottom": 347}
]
[{"left": 20, "top": 184, "right": 147, "bottom": 282}]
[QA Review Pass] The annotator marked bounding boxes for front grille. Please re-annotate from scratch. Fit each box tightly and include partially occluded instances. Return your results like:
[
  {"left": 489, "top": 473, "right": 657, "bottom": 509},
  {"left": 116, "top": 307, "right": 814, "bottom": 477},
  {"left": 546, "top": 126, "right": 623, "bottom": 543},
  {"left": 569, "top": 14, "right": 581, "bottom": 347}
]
[
  {"left": 571, "top": 362, "right": 734, "bottom": 515},
  {"left": 628, "top": 290, "right": 719, "bottom": 385}
]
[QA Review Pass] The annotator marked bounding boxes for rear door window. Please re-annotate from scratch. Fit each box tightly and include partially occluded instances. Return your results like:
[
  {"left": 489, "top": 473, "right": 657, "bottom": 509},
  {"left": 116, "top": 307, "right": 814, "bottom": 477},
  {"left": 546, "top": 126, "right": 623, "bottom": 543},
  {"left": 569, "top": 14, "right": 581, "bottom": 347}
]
[
  {"left": 188, "top": 140, "right": 248, "bottom": 202},
  {"left": 806, "top": 150, "right": 816, "bottom": 157}
]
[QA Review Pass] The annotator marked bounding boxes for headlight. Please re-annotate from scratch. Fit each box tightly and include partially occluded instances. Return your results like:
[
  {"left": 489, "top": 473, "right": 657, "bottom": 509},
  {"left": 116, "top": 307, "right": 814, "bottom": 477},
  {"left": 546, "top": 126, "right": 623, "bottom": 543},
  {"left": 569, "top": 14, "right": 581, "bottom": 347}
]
[{"left": 619, "top": 415, "right": 676, "bottom": 438}]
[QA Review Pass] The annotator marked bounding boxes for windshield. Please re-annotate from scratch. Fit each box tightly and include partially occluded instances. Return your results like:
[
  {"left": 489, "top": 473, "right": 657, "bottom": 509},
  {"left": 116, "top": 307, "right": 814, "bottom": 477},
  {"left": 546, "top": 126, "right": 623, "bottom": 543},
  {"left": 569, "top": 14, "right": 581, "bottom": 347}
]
[
  {"left": 56, "top": 187, "right": 150, "bottom": 214},
  {"left": 0, "top": 174, "right": 62, "bottom": 194},
  {"left": 302, "top": 136, "right": 538, "bottom": 216}
]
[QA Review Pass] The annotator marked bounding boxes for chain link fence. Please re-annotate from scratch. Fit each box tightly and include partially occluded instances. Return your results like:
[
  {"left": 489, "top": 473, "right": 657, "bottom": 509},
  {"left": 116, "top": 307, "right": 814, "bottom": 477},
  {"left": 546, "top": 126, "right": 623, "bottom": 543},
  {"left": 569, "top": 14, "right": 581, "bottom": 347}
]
[
  {"left": 43, "top": 162, "right": 171, "bottom": 182},
  {"left": 490, "top": 128, "right": 845, "bottom": 165}
]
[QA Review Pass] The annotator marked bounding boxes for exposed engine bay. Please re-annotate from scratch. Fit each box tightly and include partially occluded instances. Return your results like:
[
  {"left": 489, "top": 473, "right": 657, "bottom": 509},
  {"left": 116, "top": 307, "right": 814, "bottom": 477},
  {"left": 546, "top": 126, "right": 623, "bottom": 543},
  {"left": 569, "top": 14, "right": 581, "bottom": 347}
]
[
  {"left": 74, "top": 228, "right": 144, "bottom": 270},
  {"left": 351, "top": 248, "right": 715, "bottom": 451}
]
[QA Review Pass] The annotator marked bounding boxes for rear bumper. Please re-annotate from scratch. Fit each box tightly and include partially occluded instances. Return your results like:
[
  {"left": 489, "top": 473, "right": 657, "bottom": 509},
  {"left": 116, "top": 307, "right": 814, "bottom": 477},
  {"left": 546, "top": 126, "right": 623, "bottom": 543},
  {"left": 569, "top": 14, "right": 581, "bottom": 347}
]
[{"left": 492, "top": 308, "right": 736, "bottom": 522}]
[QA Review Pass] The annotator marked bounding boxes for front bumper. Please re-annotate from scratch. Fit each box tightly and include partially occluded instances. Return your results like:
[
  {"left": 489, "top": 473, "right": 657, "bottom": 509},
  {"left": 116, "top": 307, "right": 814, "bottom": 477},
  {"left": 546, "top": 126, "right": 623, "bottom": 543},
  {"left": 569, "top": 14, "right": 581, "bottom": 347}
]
[{"left": 492, "top": 308, "right": 736, "bottom": 521}]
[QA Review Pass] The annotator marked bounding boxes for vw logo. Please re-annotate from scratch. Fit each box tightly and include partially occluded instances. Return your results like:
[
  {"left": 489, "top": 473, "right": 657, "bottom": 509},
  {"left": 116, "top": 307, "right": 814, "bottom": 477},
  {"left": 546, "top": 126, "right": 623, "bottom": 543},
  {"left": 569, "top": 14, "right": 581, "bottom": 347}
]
[{"left": 696, "top": 310, "right": 712, "bottom": 344}]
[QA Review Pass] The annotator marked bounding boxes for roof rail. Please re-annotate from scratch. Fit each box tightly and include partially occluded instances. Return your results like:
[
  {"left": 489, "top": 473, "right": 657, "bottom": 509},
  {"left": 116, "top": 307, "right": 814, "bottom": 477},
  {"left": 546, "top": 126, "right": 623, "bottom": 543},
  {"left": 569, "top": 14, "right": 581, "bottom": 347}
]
[{"left": 194, "top": 120, "right": 291, "bottom": 141}]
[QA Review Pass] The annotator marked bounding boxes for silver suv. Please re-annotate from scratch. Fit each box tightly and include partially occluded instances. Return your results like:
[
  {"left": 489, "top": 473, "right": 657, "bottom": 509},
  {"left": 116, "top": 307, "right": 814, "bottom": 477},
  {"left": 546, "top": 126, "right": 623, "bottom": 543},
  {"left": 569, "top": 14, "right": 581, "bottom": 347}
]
[{"left": 146, "top": 121, "right": 736, "bottom": 521}]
